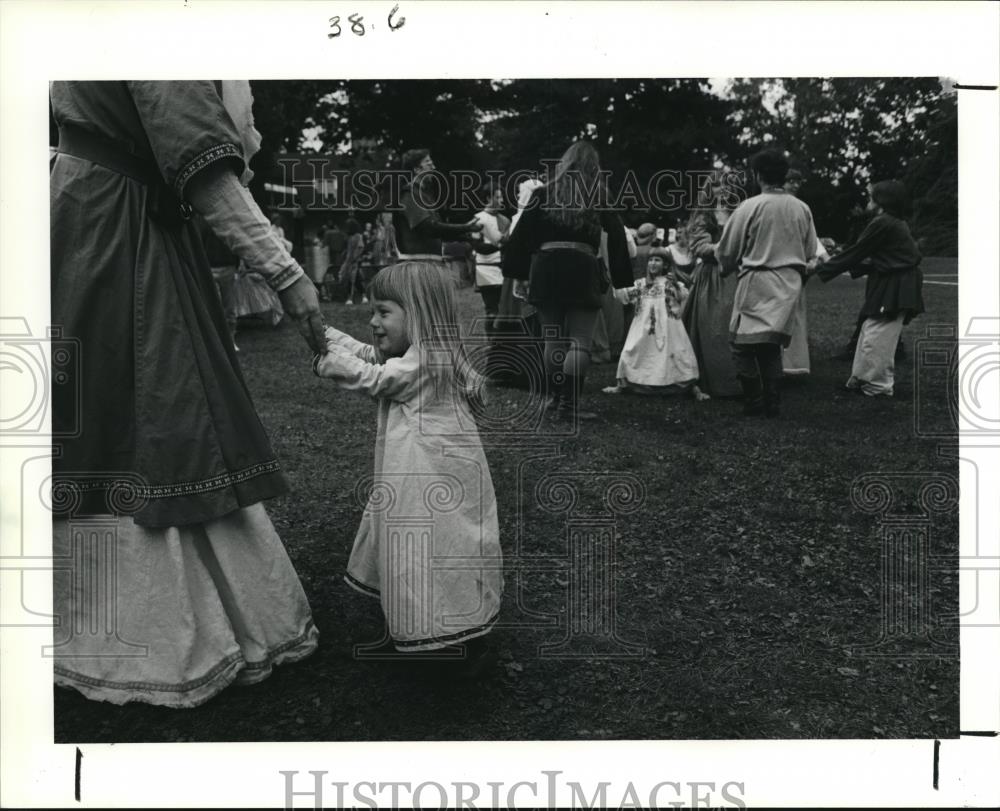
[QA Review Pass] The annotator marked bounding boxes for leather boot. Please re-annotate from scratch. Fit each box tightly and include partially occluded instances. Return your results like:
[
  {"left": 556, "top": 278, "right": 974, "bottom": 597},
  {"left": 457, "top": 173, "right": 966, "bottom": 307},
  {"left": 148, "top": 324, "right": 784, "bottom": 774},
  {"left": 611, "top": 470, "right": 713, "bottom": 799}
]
[
  {"left": 558, "top": 374, "right": 598, "bottom": 421},
  {"left": 739, "top": 375, "right": 764, "bottom": 416},
  {"left": 756, "top": 344, "right": 782, "bottom": 418},
  {"left": 762, "top": 376, "right": 781, "bottom": 418}
]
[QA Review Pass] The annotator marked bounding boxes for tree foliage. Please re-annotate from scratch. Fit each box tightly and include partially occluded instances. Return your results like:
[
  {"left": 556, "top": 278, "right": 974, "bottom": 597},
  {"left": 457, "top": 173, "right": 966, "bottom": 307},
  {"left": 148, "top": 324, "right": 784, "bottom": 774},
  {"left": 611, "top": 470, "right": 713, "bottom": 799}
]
[
  {"left": 324, "top": 79, "right": 496, "bottom": 171},
  {"left": 247, "top": 80, "right": 342, "bottom": 200},
  {"left": 483, "top": 79, "right": 738, "bottom": 224},
  {"left": 248, "top": 77, "right": 957, "bottom": 254},
  {"left": 724, "top": 78, "right": 957, "bottom": 248}
]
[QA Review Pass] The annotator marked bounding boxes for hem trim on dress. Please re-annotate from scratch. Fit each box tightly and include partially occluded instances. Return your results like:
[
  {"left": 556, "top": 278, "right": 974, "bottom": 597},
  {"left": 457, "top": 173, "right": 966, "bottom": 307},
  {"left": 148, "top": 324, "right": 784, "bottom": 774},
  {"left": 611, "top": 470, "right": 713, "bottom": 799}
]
[
  {"left": 54, "top": 619, "right": 318, "bottom": 708},
  {"left": 54, "top": 652, "right": 244, "bottom": 696},
  {"left": 343, "top": 573, "right": 499, "bottom": 651},
  {"left": 618, "top": 379, "right": 696, "bottom": 395},
  {"left": 344, "top": 572, "right": 381, "bottom": 598},
  {"left": 392, "top": 615, "right": 498, "bottom": 652},
  {"left": 729, "top": 330, "right": 790, "bottom": 346},
  {"left": 232, "top": 620, "right": 320, "bottom": 684}
]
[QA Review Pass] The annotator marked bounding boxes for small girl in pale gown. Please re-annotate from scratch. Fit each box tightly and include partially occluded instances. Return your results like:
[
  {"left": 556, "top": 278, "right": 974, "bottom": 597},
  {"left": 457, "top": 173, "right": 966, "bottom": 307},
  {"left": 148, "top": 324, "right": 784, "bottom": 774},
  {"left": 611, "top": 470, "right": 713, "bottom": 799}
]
[
  {"left": 313, "top": 261, "right": 503, "bottom": 677},
  {"left": 604, "top": 248, "right": 708, "bottom": 400}
]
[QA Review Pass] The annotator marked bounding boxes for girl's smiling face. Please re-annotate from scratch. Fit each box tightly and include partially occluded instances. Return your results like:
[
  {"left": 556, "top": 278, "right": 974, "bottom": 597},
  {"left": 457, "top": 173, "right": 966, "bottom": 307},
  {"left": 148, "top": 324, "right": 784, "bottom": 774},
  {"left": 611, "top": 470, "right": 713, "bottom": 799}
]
[
  {"left": 369, "top": 299, "right": 409, "bottom": 357},
  {"left": 647, "top": 255, "right": 665, "bottom": 277}
]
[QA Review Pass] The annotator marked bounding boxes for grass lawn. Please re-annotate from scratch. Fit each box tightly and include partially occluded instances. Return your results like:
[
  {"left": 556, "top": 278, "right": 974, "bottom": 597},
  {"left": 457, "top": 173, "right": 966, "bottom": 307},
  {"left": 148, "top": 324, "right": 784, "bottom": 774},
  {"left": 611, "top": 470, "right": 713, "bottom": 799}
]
[{"left": 55, "top": 260, "right": 960, "bottom": 742}]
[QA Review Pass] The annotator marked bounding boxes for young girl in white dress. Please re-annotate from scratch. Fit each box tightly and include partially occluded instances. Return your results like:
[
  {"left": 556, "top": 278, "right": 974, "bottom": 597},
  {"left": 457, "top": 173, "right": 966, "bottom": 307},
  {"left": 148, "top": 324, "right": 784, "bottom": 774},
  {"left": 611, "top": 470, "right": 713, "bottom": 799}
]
[
  {"left": 604, "top": 248, "right": 708, "bottom": 400},
  {"left": 313, "top": 261, "right": 503, "bottom": 676}
]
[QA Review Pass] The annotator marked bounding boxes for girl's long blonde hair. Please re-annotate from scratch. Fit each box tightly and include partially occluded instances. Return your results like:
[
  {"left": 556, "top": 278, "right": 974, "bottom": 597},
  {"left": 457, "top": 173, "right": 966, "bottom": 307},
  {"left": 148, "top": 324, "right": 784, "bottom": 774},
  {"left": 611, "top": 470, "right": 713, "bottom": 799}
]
[{"left": 368, "top": 262, "right": 484, "bottom": 403}]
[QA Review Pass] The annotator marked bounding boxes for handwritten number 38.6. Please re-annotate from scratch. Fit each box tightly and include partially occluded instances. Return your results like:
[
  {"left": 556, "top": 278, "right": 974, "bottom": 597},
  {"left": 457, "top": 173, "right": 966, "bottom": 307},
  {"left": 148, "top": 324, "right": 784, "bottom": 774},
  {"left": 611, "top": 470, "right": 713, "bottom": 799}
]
[{"left": 329, "top": 4, "right": 405, "bottom": 38}]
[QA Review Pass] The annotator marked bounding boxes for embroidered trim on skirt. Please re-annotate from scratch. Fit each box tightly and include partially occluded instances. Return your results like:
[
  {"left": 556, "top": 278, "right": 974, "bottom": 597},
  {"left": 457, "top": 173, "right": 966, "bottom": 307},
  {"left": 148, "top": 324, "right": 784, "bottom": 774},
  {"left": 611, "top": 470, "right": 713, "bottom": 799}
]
[
  {"left": 52, "top": 503, "right": 318, "bottom": 708},
  {"left": 344, "top": 573, "right": 498, "bottom": 651}
]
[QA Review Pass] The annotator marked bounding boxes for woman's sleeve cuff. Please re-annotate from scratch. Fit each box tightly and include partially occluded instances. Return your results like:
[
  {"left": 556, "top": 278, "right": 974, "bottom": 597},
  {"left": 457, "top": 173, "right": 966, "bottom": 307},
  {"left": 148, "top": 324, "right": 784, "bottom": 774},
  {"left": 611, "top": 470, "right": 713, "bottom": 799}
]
[
  {"left": 267, "top": 264, "right": 306, "bottom": 292},
  {"left": 175, "top": 143, "right": 245, "bottom": 199}
]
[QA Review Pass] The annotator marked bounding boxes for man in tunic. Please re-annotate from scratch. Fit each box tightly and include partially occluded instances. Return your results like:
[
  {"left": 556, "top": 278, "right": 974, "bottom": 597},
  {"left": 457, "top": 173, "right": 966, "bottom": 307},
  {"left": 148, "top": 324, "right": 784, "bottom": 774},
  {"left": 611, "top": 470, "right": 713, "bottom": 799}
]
[{"left": 714, "top": 149, "right": 819, "bottom": 417}]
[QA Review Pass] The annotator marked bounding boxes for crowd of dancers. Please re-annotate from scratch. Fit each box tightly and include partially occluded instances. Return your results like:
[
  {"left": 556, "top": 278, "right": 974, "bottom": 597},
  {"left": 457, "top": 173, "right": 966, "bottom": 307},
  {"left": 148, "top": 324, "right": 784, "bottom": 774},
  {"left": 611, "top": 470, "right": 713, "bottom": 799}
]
[
  {"left": 289, "top": 142, "right": 926, "bottom": 421},
  {"left": 352, "top": 141, "right": 926, "bottom": 420}
]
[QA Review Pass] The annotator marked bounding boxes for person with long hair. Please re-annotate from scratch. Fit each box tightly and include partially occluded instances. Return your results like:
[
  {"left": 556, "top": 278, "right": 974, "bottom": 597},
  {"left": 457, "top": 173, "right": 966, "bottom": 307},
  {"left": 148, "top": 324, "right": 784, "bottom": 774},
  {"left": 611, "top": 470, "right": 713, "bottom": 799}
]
[
  {"left": 667, "top": 226, "right": 698, "bottom": 286},
  {"left": 313, "top": 262, "right": 502, "bottom": 677},
  {"left": 680, "top": 181, "right": 742, "bottom": 398},
  {"left": 502, "top": 141, "right": 634, "bottom": 420},
  {"left": 815, "top": 180, "right": 923, "bottom": 397}
]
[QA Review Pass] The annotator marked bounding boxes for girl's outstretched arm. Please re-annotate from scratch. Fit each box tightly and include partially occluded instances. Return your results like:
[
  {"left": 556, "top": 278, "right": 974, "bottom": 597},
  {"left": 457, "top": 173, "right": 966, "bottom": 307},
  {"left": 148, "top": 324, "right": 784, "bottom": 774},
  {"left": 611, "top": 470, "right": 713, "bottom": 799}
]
[
  {"left": 323, "top": 325, "right": 376, "bottom": 362},
  {"left": 313, "top": 345, "right": 421, "bottom": 402}
]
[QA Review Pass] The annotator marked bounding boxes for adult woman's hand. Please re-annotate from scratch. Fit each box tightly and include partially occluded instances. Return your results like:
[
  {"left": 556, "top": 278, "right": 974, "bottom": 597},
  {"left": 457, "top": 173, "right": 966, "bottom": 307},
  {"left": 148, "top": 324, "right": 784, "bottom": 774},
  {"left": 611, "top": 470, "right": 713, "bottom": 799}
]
[{"left": 279, "top": 275, "right": 328, "bottom": 354}]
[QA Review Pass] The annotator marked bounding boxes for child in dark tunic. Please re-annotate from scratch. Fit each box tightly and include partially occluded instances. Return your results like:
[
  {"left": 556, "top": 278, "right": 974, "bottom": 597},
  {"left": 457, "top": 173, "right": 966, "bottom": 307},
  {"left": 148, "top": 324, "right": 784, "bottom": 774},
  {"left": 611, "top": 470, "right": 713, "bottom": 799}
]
[{"left": 816, "top": 180, "right": 923, "bottom": 397}]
